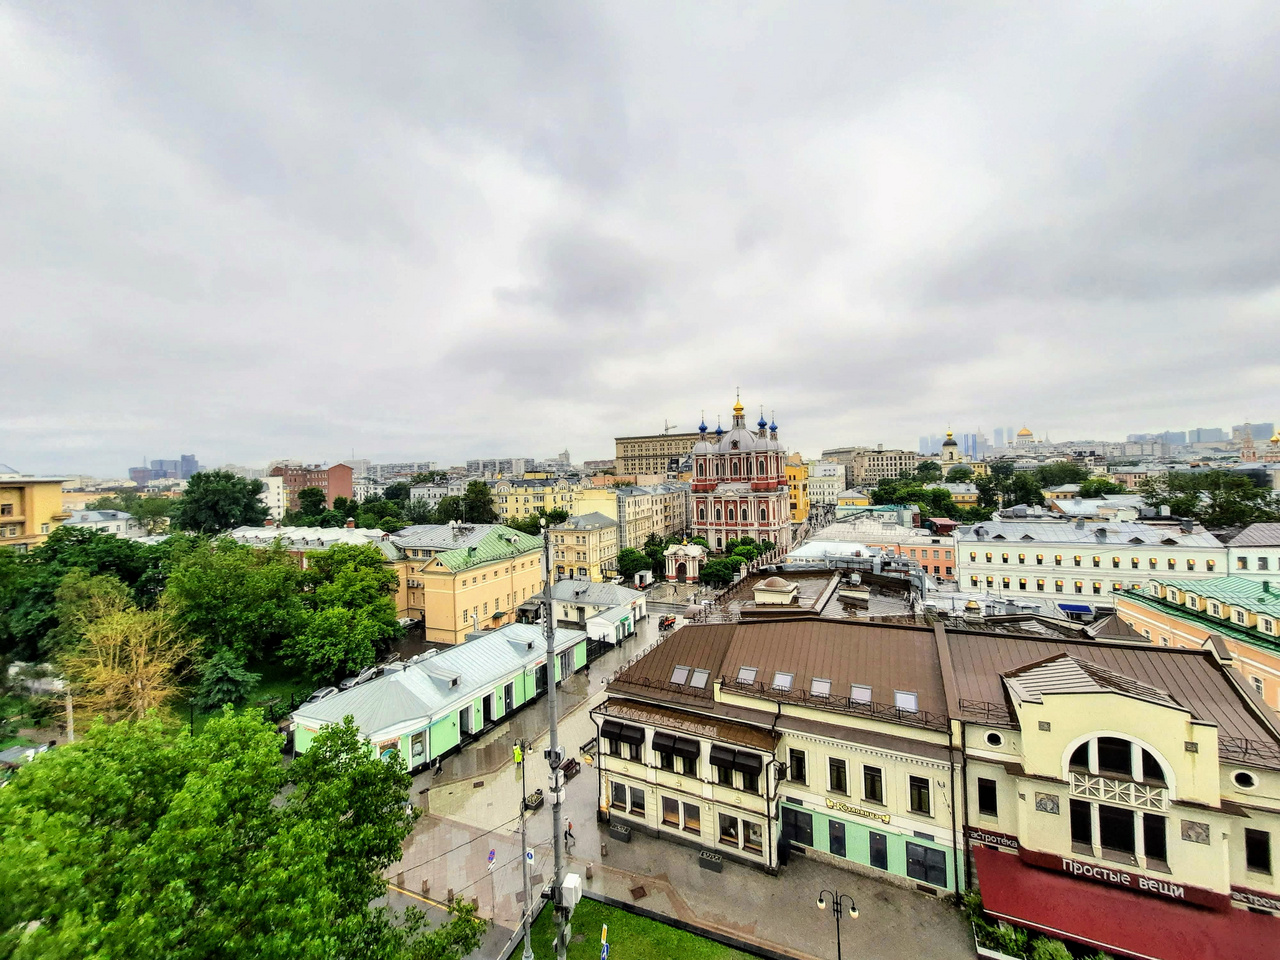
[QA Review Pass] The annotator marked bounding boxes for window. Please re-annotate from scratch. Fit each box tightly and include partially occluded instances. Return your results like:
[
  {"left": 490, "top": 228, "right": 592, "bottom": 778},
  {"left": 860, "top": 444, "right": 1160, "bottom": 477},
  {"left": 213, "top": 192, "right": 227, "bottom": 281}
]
[
  {"left": 1261, "top": 557, "right": 1271, "bottom": 571},
  {"left": 1238, "top": 557, "right": 1249, "bottom": 571},
  {"left": 629, "top": 741, "right": 642, "bottom": 761},
  {"left": 670, "top": 666, "right": 690, "bottom": 685},
  {"left": 1097, "top": 737, "right": 1132, "bottom": 778},
  {"left": 1099, "top": 804, "right": 1135, "bottom": 857},
  {"left": 662, "top": 796, "right": 679, "bottom": 826},
  {"left": 772, "top": 672, "right": 794, "bottom": 691},
  {"left": 894, "top": 690, "right": 918, "bottom": 713},
  {"left": 611, "top": 781, "right": 627, "bottom": 808},
  {"left": 863, "top": 765, "right": 884, "bottom": 804},
  {"left": 978, "top": 778, "right": 998, "bottom": 817},
  {"left": 658, "top": 749, "right": 674, "bottom": 771},
  {"left": 683, "top": 802, "right": 701, "bottom": 834},
  {"left": 829, "top": 820, "right": 846, "bottom": 858},
  {"left": 869, "top": 831, "right": 888, "bottom": 870},
  {"left": 1149, "top": 558, "right": 1158, "bottom": 569},
  {"left": 789, "top": 749, "right": 807, "bottom": 784},
  {"left": 716, "top": 762, "right": 733, "bottom": 786},
  {"left": 906, "top": 842, "right": 947, "bottom": 887},
  {"left": 829, "top": 757, "right": 848, "bottom": 794},
  {"left": 909, "top": 775, "right": 931, "bottom": 816},
  {"left": 1093, "top": 556, "right": 1101, "bottom": 568},
  {"left": 1070, "top": 799, "right": 1092, "bottom": 849},
  {"left": 0, "top": 504, "right": 9, "bottom": 516},
  {"left": 1055, "top": 580, "right": 1064, "bottom": 592},
  {"left": 741, "top": 770, "right": 759, "bottom": 793},
  {"left": 1246, "top": 829, "right": 1272, "bottom": 874},
  {"left": 1112, "top": 557, "right": 1120, "bottom": 568},
  {"left": 1144, "top": 813, "right": 1167, "bottom": 865},
  {"left": 719, "top": 813, "right": 739, "bottom": 846},
  {"left": 736, "top": 666, "right": 757, "bottom": 685},
  {"left": 681, "top": 753, "right": 698, "bottom": 776},
  {"left": 1207, "top": 559, "right": 1216, "bottom": 571},
  {"left": 782, "top": 806, "right": 813, "bottom": 846},
  {"left": 851, "top": 683, "right": 872, "bottom": 702},
  {"left": 810, "top": 677, "right": 831, "bottom": 697},
  {"left": 1074, "top": 556, "right": 1082, "bottom": 566},
  {"left": 743, "top": 819, "right": 763, "bottom": 854},
  {"left": 1255, "top": 677, "right": 1266, "bottom": 695},
  {"left": 1235, "top": 610, "right": 1246, "bottom": 625},
  {"left": 629, "top": 786, "right": 646, "bottom": 815},
  {"left": 1093, "top": 582, "right": 1102, "bottom": 595},
  {"left": 411, "top": 731, "right": 425, "bottom": 759},
  {"left": 690, "top": 668, "right": 710, "bottom": 689}
]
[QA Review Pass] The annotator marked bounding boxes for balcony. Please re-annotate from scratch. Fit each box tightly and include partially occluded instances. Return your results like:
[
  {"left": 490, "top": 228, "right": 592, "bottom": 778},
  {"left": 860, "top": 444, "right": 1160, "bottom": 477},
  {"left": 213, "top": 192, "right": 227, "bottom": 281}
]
[{"left": 1070, "top": 772, "right": 1168, "bottom": 811}]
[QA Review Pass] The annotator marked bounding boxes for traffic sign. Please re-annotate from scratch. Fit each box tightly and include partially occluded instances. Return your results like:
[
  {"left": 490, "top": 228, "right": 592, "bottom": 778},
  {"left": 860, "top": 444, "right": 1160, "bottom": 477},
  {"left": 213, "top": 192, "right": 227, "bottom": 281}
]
[
  {"left": 601, "top": 944, "right": 609, "bottom": 960},
  {"left": 487, "top": 848, "right": 496, "bottom": 871},
  {"left": 601, "top": 924, "right": 608, "bottom": 944},
  {"left": 526, "top": 849, "right": 535, "bottom": 865}
]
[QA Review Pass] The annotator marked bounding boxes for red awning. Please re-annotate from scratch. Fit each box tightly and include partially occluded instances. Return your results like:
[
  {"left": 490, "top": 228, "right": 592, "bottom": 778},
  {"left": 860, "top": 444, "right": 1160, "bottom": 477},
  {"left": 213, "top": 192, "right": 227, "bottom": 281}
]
[{"left": 973, "top": 846, "right": 1279, "bottom": 960}]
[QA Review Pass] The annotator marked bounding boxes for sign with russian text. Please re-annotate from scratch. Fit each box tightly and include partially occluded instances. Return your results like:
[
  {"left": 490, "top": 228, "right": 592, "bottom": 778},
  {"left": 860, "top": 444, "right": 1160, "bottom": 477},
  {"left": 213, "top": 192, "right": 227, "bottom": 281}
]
[
  {"left": 965, "top": 826, "right": 1020, "bottom": 852},
  {"left": 1018, "top": 847, "right": 1230, "bottom": 911},
  {"left": 1232, "top": 886, "right": 1280, "bottom": 912},
  {"left": 825, "top": 797, "right": 891, "bottom": 825}
]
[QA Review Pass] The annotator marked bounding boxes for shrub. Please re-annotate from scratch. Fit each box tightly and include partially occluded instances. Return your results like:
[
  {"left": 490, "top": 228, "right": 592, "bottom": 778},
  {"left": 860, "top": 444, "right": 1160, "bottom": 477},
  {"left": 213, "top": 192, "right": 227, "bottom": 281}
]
[{"left": 1030, "top": 937, "right": 1073, "bottom": 960}]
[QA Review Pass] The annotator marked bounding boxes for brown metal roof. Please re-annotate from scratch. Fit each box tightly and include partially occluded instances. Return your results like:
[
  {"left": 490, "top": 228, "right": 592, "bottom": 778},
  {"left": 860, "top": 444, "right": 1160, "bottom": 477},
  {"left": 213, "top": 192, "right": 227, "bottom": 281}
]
[
  {"left": 945, "top": 629, "right": 1280, "bottom": 754},
  {"left": 597, "top": 698, "right": 779, "bottom": 751}
]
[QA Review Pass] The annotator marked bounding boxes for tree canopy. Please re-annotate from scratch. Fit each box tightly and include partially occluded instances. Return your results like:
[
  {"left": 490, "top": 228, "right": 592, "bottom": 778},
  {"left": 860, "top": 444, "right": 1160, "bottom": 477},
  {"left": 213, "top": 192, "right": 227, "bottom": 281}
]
[
  {"left": 1139, "top": 470, "right": 1280, "bottom": 529},
  {"left": 86, "top": 491, "right": 176, "bottom": 534},
  {"left": 0, "top": 711, "right": 484, "bottom": 960},
  {"left": 173, "top": 471, "right": 269, "bottom": 534},
  {"left": 1078, "top": 477, "right": 1127, "bottom": 497}
]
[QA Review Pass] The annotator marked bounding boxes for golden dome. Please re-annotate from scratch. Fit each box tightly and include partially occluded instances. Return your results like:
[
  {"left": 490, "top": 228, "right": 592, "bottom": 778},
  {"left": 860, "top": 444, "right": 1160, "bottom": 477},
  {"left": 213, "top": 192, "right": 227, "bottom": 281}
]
[
  {"left": 945, "top": 430, "right": 954, "bottom": 439},
  {"left": 1017, "top": 427, "right": 1034, "bottom": 437},
  {"left": 732, "top": 397, "right": 745, "bottom": 416},
  {"left": 1271, "top": 432, "right": 1280, "bottom": 444}
]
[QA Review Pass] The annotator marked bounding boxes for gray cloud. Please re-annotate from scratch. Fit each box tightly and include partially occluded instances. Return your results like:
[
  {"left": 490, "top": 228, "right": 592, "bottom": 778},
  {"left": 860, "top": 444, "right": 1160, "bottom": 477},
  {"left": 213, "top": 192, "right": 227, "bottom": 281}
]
[{"left": 3, "top": 2, "right": 1279, "bottom": 476}]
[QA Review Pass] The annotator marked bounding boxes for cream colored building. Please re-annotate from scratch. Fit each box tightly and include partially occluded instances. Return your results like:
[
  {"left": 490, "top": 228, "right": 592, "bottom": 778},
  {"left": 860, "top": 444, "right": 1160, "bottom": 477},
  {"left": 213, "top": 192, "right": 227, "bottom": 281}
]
[
  {"left": 393, "top": 524, "right": 545, "bottom": 645},
  {"left": 850, "top": 448, "right": 919, "bottom": 485},
  {"left": 552, "top": 512, "right": 619, "bottom": 581},
  {"left": 575, "top": 486, "right": 656, "bottom": 550},
  {"left": 615, "top": 432, "right": 701, "bottom": 476},
  {"left": 0, "top": 475, "right": 69, "bottom": 551},
  {"left": 807, "top": 474, "right": 843, "bottom": 506},
  {"left": 491, "top": 478, "right": 576, "bottom": 520}
]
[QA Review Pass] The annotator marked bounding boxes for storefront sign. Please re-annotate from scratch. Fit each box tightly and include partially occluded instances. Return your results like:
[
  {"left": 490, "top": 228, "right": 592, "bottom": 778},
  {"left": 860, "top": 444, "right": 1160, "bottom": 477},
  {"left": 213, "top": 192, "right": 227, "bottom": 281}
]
[
  {"left": 1232, "top": 886, "right": 1280, "bottom": 912},
  {"left": 1019, "top": 847, "right": 1230, "bottom": 911},
  {"left": 966, "top": 826, "right": 1020, "bottom": 851},
  {"left": 825, "top": 797, "right": 890, "bottom": 824}
]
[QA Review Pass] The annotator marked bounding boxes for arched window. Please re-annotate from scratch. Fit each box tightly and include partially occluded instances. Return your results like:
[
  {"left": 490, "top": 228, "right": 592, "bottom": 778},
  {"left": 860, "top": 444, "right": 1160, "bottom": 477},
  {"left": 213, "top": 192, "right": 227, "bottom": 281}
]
[
  {"left": 728, "top": 507, "right": 736, "bottom": 522},
  {"left": 760, "top": 507, "right": 768, "bottom": 522},
  {"left": 698, "top": 507, "right": 706, "bottom": 521},
  {"left": 732, "top": 462, "right": 739, "bottom": 477},
  {"left": 1069, "top": 736, "right": 1168, "bottom": 786},
  {"left": 697, "top": 461, "right": 705, "bottom": 477},
  {"left": 715, "top": 507, "right": 722, "bottom": 521},
  {"left": 759, "top": 459, "right": 766, "bottom": 473}
]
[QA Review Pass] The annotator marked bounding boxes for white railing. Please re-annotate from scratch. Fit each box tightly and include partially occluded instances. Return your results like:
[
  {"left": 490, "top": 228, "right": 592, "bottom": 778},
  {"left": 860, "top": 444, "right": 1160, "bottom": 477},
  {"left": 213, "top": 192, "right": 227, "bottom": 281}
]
[{"left": 1070, "top": 772, "right": 1168, "bottom": 811}]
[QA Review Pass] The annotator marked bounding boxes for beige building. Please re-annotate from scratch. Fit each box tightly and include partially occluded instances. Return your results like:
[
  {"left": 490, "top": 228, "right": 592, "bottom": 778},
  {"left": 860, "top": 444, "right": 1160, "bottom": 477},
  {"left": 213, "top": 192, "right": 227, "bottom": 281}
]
[
  {"left": 850, "top": 448, "right": 920, "bottom": 485},
  {"left": 393, "top": 524, "right": 545, "bottom": 645},
  {"left": 0, "top": 475, "right": 70, "bottom": 551},
  {"left": 575, "top": 486, "right": 656, "bottom": 550},
  {"left": 491, "top": 477, "right": 576, "bottom": 520},
  {"left": 807, "top": 474, "right": 843, "bottom": 506},
  {"left": 552, "top": 512, "right": 619, "bottom": 581},
  {"left": 615, "top": 432, "right": 701, "bottom": 477},
  {"left": 646, "top": 482, "right": 691, "bottom": 540}
]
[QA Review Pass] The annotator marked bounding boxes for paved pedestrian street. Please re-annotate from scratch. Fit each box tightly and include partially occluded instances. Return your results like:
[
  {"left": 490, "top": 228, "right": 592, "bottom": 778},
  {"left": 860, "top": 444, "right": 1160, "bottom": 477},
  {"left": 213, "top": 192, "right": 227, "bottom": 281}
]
[{"left": 385, "top": 616, "right": 972, "bottom": 960}]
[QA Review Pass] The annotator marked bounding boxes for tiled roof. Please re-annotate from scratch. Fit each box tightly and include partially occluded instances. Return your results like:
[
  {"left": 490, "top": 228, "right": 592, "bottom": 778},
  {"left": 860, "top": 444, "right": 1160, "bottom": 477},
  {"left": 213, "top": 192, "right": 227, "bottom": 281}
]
[{"left": 1230, "top": 523, "right": 1280, "bottom": 547}]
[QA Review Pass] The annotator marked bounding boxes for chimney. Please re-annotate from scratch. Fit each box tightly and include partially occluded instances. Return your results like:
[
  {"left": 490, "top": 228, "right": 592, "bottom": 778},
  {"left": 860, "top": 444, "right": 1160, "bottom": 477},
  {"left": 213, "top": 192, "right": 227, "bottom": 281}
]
[
  {"left": 1263, "top": 581, "right": 1272, "bottom": 594},
  {"left": 264, "top": 518, "right": 274, "bottom": 527},
  {"left": 1075, "top": 517, "right": 1086, "bottom": 530},
  {"left": 1095, "top": 527, "right": 1107, "bottom": 542},
  {"left": 345, "top": 517, "right": 356, "bottom": 529},
  {"left": 1180, "top": 519, "right": 1194, "bottom": 534}
]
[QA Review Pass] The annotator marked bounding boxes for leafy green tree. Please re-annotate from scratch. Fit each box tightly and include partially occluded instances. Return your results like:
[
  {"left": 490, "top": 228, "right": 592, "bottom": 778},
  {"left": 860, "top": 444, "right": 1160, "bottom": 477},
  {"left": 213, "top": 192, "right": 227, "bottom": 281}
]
[
  {"left": 332, "top": 496, "right": 361, "bottom": 519},
  {"left": 163, "top": 537, "right": 306, "bottom": 662},
  {"left": 462, "top": 481, "right": 499, "bottom": 524},
  {"left": 689, "top": 537, "right": 711, "bottom": 550},
  {"left": 43, "top": 569, "right": 134, "bottom": 657},
  {"left": 192, "top": 649, "right": 261, "bottom": 711},
  {"left": 1078, "top": 477, "right": 1127, "bottom": 497},
  {"left": 383, "top": 482, "right": 412, "bottom": 504},
  {"left": 434, "top": 496, "right": 463, "bottom": 523},
  {"left": 409, "top": 470, "right": 449, "bottom": 485},
  {"left": 285, "top": 606, "right": 380, "bottom": 683},
  {"left": 173, "top": 470, "right": 269, "bottom": 534},
  {"left": 296, "top": 486, "right": 328, "bottom": 518},
  {"left": 916, "top": 460, "right": 943, "bottom": 482},
  {"left": 699, "top": 557, "right": 736, "bottom": 587},
  {"left": 616, "top": 548, "right": 651, "bottom": 579},
  {"left": 87, "top": 491, "right": 176, "bottom": 534},
  {"left": 401, "top": 498, "right": 437, "bottom": 525},
  {"left": 316, "top": 509, "right": 345, "bottom": 528},
  {"left": 1008, "top": 473, "right": 1046, "bottom": 507},
  {"left": 300, "top": 543, "right": 402, "bottom": 651},
  {"left": 0, "top": 711, "right": 484, "bottom": 960},
  {"left": 988, "top": 460, "right": 1016, "bottom": 480},
  {"left": 1033, "top": 462, "right": 1091, "bottom": 487},
  {"left": 975, "top": 474, "right": 1003, "bottom": 510},
  {"left": 1139, "top": 471, "right": 1280, "bottom": 528},
  {"left": 945, "top": 464, "right": 974, "bottom": 481}
]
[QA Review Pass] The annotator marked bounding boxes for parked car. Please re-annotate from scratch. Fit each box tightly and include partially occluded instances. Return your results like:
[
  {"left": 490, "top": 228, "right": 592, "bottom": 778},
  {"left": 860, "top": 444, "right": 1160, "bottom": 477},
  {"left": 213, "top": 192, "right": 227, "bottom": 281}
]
[
  {"left": 302, "top": 686, "right": 338, "bottom": 705},
  {"left": 339, "top": 666, "right": 377, "bottom": 690}
]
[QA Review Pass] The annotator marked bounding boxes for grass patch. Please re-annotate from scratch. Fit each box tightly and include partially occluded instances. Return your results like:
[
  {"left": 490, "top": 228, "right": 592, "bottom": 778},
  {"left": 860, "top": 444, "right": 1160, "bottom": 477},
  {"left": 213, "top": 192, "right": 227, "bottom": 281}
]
[
  {"left": 529, "top": 897, "right": 755, "bottom": 960},
  {"left": 0, "top": 734, "right": 36, "bottom": 752},
  {"left": 171, "top": 659, "right": 314, "bottom": 735}
]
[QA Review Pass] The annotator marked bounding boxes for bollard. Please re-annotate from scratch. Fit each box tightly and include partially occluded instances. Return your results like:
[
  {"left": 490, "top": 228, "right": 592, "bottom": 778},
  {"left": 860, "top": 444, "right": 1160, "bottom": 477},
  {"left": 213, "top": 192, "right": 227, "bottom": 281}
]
[
  {"left": 396, "top": 872, "right": 404, "bottom": 888},
  {"left": 586, "top": 863, "right": 594, "bottom": 880},
  {"left": 421, "top": 880, "right": 430, "bottom": 896},
  {"left": 447, "top": 887, "right": 454, "bottom": 903},
  {"left": 601, "top": 842, "right": 608, "bottom": 858}
]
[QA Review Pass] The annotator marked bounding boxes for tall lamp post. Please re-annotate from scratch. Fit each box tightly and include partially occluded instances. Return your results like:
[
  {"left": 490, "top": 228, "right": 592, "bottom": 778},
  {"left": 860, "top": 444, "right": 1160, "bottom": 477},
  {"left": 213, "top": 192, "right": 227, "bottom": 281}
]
[{"left": 816, "top": 888, "right": 859, "bottom": 960}]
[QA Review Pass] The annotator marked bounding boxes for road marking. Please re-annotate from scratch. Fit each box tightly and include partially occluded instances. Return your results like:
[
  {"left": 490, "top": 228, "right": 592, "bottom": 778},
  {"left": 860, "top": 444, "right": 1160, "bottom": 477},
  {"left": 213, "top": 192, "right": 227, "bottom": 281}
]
[{"left": 386, "top": 882, "right": 452, "bottom": 910}]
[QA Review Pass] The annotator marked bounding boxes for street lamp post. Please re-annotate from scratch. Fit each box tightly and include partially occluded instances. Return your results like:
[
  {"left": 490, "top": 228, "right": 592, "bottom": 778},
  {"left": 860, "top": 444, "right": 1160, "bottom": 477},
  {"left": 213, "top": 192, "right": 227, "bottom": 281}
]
[{"left": 816, "top": 888, "right": 859, "bottom": 960}]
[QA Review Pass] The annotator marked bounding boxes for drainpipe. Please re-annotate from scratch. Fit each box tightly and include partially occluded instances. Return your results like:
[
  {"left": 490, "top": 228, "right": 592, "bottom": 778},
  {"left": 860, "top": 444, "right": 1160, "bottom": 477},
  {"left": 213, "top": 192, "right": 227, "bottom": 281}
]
[
  {"left": 949, "top": 730, "right": 960, "bottom": 899},
  {"left": 768, "top": 698, "right": 783, "bottom": 874},
  {"left": 960, "top": 719, "right": 972, "bottom": 892}
]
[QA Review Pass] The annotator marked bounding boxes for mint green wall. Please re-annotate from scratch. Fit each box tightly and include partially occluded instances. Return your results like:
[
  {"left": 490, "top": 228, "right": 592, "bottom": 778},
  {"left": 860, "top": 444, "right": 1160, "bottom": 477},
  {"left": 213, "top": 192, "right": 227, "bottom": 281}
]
[
  {"left": 780, "top": 802, "right": 960, "bottom": 890},
  {"left": 573, "top": 641, "right": 586, "bottom": 669},
  {"left": 430, "top": 713, "right": 460, "bottom": 756}
]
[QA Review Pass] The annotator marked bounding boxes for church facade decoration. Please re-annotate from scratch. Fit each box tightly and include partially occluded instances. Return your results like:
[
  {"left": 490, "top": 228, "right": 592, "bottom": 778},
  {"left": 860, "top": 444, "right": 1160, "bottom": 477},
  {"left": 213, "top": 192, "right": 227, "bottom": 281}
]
[{"left": 690, "top": 396, "right": 792, "bottom": 552}]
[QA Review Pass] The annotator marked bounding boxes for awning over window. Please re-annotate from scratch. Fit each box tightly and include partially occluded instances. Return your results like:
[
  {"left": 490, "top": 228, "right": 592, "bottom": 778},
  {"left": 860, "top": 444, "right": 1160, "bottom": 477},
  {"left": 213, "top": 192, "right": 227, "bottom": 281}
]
[
  {"left": 709, "top": 745, "right": 736, "bottom": 768},
  {"left": 1058, "top": 603, "right": 1093, "bottom": 613},
  {"left": 671, "top": 736, "right": 700, "bottom": 760},
  {"left": 651, "top": 732, "right": 676, "bottom": 753},
  {"left": 600, "top": 719, "right": 645, "bottom": 745},
  {"left": 973, "top": 846, "right": 1274, "bottom": 960},
  {"left": 733, "top": 750, "right": 763, "bottom": 775}
]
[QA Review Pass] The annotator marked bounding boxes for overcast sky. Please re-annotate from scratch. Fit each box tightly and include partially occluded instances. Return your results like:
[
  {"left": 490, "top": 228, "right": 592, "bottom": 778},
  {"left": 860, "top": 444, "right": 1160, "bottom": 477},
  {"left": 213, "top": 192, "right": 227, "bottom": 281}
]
[{"left": 4, "top": 3, "right": 1279, "bottom": 477}]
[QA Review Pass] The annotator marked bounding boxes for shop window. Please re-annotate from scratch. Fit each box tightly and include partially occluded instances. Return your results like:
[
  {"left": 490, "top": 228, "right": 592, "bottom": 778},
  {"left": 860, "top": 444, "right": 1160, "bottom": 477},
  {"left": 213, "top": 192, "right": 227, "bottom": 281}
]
[
  {"left": 870, "top": 831, "right": 888, "bottom": 870},
  {"left": 829, "top": 758, "right": 848, "bottom": 794},
  {"left": 411, "top": 732, "right": 425, "bottom": 760},
  {"left": 789, "top": 749, "right": 807, "bottom": 785},
  {"left": 1247, "top": 829, "right": 1272, "bottom": 874},
  {"left": 782, "top": 806, "right": 814, "bottom": 846},
  {"left": 905, "top": 842, "right": 947, "bottom": 887},
  {"left": 909, "top": 775, "right": 931, "bottom": 816},
  {"left": 829, "top": 820, "right": 846, "bottom": 858},
  {"left": 683, "top": 802, "right": 701, "bottom": 834},
  {"left": 662, "top": 796, "right": 679, "bottom": 827},
  {"left": 611, "top": 781, "right": 627, "bottom": 809},
  {"left": 743, "top": 819, "right": 763, "bottom": 854},
  {"left": 719, "top": 813, "right": 740, "bottom": 846},
  {"left": 863, "top": 765, "right": 884, "bottom": 804},
  {"left": 978, "top": 778, "right": 998, "bottom": 817},
  {"left": 629, "top": 786, "right": 646, "bottom": 816}
]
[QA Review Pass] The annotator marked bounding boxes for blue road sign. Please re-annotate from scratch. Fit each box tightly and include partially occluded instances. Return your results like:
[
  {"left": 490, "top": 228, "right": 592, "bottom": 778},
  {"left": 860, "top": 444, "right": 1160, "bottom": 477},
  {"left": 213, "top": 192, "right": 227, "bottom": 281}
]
[
  {"left": 487, "top": 848, "right": 496, "bottom": 871},
  {"left": 600, "top": 944, "right": 609, "bottom": 960}
]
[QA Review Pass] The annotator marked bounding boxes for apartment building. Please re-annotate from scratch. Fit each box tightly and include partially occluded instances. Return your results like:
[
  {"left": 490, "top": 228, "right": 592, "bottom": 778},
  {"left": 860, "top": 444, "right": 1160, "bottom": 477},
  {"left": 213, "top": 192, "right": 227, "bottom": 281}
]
[
  {"left": 591, "top": 617, "right": 1280, "bottom": 959},
  {"left": 615, "top": 432, "right": 701, "bottom": 477},
  {"left": 0, "top": 475, "right": 69, "bottom": 551},
  {"left": 269, "top": 462, "right": 354, "bottom": 512},
  {"left": 850, "top": 448, "right": 920, "bottom": 485},
  {"left": 491, "top": 478, "right": 576, "bottom": 520},
  {"left": 551, "top": 512, "right": 619, "bottom": 581}
]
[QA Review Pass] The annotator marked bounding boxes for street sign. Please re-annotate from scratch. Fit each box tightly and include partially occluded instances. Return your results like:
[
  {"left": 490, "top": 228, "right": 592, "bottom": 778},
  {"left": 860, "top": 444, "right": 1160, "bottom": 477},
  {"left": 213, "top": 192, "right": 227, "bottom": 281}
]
[
  {"left": 487, "top": 848, "right": 496, "bottom": 871},
  {"left": 601, "top": 923, "right": 608, "bottom": 943},
  {"left": 600, "top": 944, "right": 609, "bottom": 960},
  {"left": 526, "top": 849, "right": 535, "bottom": 864}
]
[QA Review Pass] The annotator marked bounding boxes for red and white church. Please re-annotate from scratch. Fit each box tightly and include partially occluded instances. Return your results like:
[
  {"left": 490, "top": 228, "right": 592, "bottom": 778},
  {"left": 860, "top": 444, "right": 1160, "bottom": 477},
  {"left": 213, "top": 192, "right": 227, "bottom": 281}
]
[{"left": 690, "top": 396, "right": 792, "bottom": 553}]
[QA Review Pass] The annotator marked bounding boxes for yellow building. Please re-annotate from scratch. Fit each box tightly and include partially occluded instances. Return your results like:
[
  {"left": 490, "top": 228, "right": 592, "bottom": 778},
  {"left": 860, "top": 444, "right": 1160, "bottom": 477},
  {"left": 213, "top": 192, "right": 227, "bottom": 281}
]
[
  {"left": 491, "top": 478, "right": 576, "bottom": 521},
  {"left": 394, "top": 524, "right": 545, "bottom": 645},
  {"left": 615, "top": 432, "right": 701, "bottom": 476},
  {"left": 552, "top": 512, "right": 619, "bottom": 581},
  {"left": 575, "top": 486, "right": 655, "bottom": 550},
  {"left": 0, "top": 476, "right": 70, "bottom": 552},
  {"left": 785, "top": 457, "right": 809, "bottom": 523},
  {"left": 836, "top": 488, "right": 872, "bottom": 509}
]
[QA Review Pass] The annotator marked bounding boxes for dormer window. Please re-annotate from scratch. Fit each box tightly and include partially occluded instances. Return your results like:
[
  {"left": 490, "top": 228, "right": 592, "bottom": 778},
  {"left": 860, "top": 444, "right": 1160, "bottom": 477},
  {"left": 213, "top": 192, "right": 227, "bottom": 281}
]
[
  {"left": 810, "top": 678, "right": 831, "bottom": 698},
  {"left": 671, "top": 665, "right": 690, "bottom": 685},
  {"left": 736, "top": 666, "right": 757, "bottom": 685},
  {"left": 772, "top": 672, "right": 794, "bottom": 691},
  {"left": 893, "top": 691, "right": 918, "bottom": 713}
]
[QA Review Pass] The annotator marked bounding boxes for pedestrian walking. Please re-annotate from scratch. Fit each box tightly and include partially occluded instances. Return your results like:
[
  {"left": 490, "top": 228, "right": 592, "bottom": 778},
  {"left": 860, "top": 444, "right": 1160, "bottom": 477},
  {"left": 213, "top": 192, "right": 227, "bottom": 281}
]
[{"left": 564, "top": 819, "right": 575, "bottom": 845}]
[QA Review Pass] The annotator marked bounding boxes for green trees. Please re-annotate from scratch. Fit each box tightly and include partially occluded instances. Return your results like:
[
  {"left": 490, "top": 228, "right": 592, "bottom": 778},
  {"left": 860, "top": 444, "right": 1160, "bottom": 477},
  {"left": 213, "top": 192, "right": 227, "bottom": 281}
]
[
  {"left": 1033, "top": 462, "right": 1091, "bottom": 487},
  {"left": 1078, "top": 477, "right": 1127, "bottom": 497},
  {"left": 0, "top": 711, "right": 484, "bottom": 960},
  {"left": 192, "top": 649, "right": 261, "bottom": 710},
  {"left": 699, "top": 558, "right": 736, "bottom": 587},
  {"left": 87, "top": 490, "right": 176, "bottom": 534},
  {"left": 296, "top": 486, "right": 328, "bottom": 517},
  {"left": 1139, "top": 471, "right": 1280, "bottom": 528},
  {"left": 173, "top": 470, "right": 269, "bottom": 534},
  {"left": 916, "top": 460, "right": 943, "bottom": 482},
  {"left": 616, "top": 548, "right": 651, "bottom": 580},
  {"left": 945, "top": 464, "right": 974, "bottom": 481},
  {"left": 383, "top": 482, "right": 412, "bottom": 504},
  {"left": 462, "top": 481, "right": 499, "bottom": 524}
]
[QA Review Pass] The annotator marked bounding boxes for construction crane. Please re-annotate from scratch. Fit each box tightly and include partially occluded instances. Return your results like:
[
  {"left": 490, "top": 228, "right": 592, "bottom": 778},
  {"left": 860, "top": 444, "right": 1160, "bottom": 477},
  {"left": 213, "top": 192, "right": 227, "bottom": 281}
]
[{"left": 662, "top": 420, "right": 678, "bottom": 434}]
